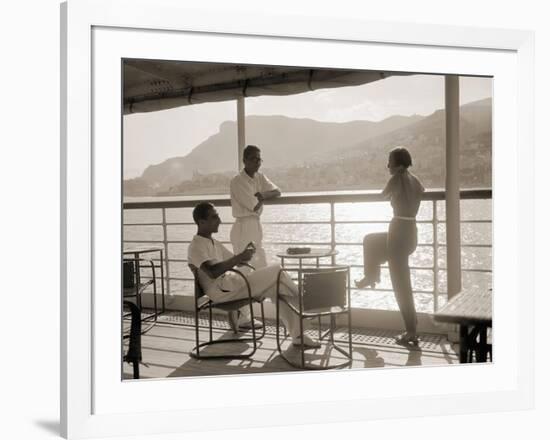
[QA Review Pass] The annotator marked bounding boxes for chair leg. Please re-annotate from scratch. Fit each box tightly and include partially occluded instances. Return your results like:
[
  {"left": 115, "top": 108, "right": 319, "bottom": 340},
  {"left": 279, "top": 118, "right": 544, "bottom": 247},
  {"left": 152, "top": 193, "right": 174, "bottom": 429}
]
[
  {"left": 152, "top": 273, "right": 158, "bottom": 322},
  {"left": 275, "top": 294, "right": 285, "bottom": 356},
  {"left": 189, "top": 302, "right": 265, "bottom": 361},
  {"left": 194, "top": 308, "right": 201, "bottom": 359},
  {"left": 248, "top": 299, "right": 257, "bottom": 356},
  {"left": 348, "top": 308, "right": 353, "bottom": 364},
  {"left": 257, "top": 302, "right": 266, "bottom": 340},
  {"left": 299, "top": 315, "right": 305, "bottom": 369},
  {"left": 275, "top": 304, "right": 353, "bottom": 370},
  {"left": 329, "top": 315, "right": 336, "bottom": 344},
  {"left": 208, "top": 305, "right": 213, "bottom": 342},
  {"left": 132, "top": 361, "right": 140, "bottom": 379}
]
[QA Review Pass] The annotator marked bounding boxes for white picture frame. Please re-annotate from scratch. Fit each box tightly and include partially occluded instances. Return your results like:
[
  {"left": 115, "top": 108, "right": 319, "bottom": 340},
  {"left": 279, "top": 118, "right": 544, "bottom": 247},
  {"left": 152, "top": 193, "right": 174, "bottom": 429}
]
[{"left": 61, "top": 0, "right": 535, "bottom": 438}]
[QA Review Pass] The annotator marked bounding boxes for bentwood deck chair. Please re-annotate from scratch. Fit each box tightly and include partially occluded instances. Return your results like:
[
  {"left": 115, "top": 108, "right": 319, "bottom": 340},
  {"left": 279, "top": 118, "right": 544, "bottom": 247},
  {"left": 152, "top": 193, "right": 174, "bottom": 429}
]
[
  {"left": 188, "top": 264, "right": 266, "bottom": 360},
  {"left": 276, "top": 266, "right": 353, "bottom": 370}
]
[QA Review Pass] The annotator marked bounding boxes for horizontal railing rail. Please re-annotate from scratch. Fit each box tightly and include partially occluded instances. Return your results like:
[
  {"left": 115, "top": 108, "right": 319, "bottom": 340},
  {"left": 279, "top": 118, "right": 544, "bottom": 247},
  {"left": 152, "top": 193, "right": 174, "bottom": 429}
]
[
  {"left": 123, "top": 188, "right": 491, "bottom": 209},
  {"left": 123, "top": 188, "right": 492, "bottom": 313}
]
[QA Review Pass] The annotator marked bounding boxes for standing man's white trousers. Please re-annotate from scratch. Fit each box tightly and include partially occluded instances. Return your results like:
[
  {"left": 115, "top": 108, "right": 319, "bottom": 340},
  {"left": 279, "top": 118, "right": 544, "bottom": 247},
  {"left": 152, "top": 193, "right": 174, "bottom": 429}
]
[{"left": 230, "top": 216, "right": 268, "bottom": 268}]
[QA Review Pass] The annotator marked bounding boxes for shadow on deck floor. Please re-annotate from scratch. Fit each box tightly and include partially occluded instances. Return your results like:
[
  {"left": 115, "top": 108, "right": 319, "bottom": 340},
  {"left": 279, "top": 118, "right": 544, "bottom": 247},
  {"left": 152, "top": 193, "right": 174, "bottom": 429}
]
[{"left": 123, "top": 310, "right": 459, "bottom": 379}]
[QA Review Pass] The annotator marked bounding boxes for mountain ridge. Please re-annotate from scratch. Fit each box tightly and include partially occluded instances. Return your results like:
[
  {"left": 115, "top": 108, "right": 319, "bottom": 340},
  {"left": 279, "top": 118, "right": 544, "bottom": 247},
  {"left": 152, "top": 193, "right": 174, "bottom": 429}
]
[
  {"left": 125, "top": 97, "right": 492, "bottom": 196},
  {"left": 131, "top": 113, "right": 424, "bottom": 194}
]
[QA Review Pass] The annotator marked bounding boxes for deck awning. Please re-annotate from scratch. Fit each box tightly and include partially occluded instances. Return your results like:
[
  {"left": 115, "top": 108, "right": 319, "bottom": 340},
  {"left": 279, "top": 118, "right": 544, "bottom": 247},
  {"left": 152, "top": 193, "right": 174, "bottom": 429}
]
[{"left": 123, "top": 60, "right": 402, "bottom": 114}]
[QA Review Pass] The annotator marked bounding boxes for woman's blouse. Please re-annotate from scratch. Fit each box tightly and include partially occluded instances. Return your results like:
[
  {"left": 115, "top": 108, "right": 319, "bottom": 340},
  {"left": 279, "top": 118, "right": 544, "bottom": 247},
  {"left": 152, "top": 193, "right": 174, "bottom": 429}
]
[{"left": 382, "top": 170, "right": 425, "bottom": 218}]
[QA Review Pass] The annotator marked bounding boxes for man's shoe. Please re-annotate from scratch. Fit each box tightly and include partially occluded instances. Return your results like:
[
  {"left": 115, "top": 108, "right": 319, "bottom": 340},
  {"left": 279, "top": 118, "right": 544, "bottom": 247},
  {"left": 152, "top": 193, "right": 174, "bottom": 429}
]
[
  {"left": 292, "top": 333, "right": 321, "bottom": 349},
  {"left": 395, "top": 332, "right": 419, "bottom": 346},
  {"left": 227, "top": 311, "right": 239, "bottom": 334},
  {"left": 237, "top": 318, "right": 264, "bottom": 330}
]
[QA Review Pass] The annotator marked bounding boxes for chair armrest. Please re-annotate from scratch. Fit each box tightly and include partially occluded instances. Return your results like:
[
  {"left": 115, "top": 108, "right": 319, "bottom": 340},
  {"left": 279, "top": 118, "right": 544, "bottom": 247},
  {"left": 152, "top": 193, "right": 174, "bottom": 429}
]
[
  {"left": 123, "top": 257, "right": 156, "bottom": 266},
  {"left": 123, "top": 257, "right": 157, "bottom": 279},
  {"left": 226, "top": 268, "right": 253, "bottom": 302},
  {"left": 236, "top": 262, "right": 256, "bottom": 271}
]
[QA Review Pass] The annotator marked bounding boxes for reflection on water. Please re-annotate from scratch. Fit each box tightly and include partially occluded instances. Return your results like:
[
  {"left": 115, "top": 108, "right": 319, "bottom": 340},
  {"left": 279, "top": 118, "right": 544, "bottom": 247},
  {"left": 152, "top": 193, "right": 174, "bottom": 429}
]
[{"left": 124, "top": 199, "right": 492, "bottom": 312}]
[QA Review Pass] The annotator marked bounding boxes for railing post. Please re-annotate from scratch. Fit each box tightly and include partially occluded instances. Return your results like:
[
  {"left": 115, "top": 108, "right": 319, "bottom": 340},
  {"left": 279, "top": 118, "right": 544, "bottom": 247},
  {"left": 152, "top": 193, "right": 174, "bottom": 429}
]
[
  {"left": 432, "top": 200, "right": 439, "bottom": 312},
  {"left": 237, "top": 97, "right": 245, "bottom": 169},
  {"left": 330, "top": 202, "right": 336, "bottom": 265},
  {"left": 445, "top": 75, "right": 462, "bottom": 298},
  {"left": 161, "top": 208, "right": 171, "bottom": 296}
]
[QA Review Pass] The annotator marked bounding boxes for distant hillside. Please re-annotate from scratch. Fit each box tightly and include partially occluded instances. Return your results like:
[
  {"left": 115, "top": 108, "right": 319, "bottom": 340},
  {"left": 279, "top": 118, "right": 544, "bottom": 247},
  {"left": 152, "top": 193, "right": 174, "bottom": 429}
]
[
  {"left": 124, "top": 98, "right": 492, "bottom": 196},
  {"left": 127, "top": 114, "right": 422, "bottom": 195},
  {"left": 329, "top": 97, "right": 492, "bottom": 188}
]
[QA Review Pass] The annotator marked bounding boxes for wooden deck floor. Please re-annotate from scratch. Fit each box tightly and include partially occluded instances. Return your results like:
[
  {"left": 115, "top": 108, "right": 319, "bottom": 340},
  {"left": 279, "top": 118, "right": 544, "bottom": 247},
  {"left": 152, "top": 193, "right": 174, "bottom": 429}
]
[{"left": 123, "top": 311, "right": 460, "bottom": 380}]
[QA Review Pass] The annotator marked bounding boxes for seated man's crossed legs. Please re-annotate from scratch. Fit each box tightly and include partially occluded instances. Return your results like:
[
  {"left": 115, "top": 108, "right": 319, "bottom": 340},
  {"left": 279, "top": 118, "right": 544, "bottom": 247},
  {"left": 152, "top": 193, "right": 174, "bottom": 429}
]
[{"left": 209, "top": 263, "right": 320, "bottom": 348}]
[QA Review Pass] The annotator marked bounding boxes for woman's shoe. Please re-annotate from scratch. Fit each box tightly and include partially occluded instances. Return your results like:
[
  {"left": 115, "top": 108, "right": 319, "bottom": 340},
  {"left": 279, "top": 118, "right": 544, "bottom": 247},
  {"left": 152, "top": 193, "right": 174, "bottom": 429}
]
[
  {"left": 395, "top": 332, "right": 419, "bottom": 346},
  {"left": 354, "top": 277, "right": 376, "bottom": 289}
]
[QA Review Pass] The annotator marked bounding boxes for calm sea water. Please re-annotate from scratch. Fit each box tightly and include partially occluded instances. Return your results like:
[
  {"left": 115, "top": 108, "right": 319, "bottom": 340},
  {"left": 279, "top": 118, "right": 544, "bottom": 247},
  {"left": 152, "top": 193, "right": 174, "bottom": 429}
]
[{"left": 123, "top": 197, "right": 492, "bottom": 312}]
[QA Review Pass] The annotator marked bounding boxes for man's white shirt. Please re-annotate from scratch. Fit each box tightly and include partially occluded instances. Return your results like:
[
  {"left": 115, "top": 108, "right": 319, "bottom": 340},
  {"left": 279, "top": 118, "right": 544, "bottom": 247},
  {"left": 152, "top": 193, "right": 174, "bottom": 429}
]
[
  {"left": 187, "top": 235, "right": 243, "bottom": 296},
  {"left": 229, "top": 170, "right": 278, "bottom": 218}
]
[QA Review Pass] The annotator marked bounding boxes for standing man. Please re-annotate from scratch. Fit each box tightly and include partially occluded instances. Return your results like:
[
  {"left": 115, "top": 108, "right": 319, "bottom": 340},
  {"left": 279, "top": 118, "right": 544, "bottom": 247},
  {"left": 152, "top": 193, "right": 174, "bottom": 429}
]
[
  {"left": 230, "top": 145, "right": 281, "bottom": 330},
  {"left": 230, "top": 144, "right": 281, "bottom": 269}
]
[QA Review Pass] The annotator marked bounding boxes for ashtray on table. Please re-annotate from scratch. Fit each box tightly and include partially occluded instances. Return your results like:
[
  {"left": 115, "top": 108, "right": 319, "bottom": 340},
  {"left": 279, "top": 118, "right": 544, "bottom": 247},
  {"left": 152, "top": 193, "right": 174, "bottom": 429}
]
[{"left": 286, "top": 247, "right": 311, "bottom": 255}]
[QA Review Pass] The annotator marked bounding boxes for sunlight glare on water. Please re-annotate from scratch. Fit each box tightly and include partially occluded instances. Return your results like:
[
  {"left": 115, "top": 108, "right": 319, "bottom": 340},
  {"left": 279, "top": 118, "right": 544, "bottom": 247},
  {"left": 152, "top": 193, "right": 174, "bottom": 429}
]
[{"left": 123, "top": 198, "right": 492, "bottom": 312}]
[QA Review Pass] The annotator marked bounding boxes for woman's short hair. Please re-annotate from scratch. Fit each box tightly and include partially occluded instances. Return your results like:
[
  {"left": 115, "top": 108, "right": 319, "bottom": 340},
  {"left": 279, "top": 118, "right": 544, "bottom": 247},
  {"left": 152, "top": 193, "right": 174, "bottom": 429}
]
[
  {"left": 243, "top": 144, "right": 261, "bottom": 160},
  {"left": 192, "top": 202, "right": 214, "bottom": 224},
  {"left": 389, "top": 147, "right": 413, "bottom": 168}
]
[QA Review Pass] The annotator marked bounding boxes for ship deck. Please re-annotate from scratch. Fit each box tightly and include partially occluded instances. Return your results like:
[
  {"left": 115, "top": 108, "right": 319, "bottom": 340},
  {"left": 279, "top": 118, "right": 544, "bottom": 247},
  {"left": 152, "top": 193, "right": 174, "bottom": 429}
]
[{"left": 123, "top": 310, "right": 461, "bottom": 379}]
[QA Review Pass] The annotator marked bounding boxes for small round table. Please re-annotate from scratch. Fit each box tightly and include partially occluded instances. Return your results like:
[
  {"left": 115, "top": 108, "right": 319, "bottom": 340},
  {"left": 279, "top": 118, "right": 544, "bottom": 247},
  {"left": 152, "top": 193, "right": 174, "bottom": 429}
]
[{"left": 276, "top": 248, "right": 338, "bottom": 270}]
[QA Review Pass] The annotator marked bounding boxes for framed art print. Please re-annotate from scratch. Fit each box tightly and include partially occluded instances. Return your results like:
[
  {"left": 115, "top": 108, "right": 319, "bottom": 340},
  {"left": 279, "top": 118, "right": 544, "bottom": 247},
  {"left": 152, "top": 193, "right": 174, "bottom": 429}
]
[{"left": 61, "top": 0, "right": 534, "bottom": 438}]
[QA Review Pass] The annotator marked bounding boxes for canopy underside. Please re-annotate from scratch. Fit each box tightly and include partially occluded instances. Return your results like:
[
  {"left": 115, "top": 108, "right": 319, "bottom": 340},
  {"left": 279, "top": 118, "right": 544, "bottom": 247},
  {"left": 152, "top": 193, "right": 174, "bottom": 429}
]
[{"left": 123, "top": 59, "right": 403, "bottom": 114}]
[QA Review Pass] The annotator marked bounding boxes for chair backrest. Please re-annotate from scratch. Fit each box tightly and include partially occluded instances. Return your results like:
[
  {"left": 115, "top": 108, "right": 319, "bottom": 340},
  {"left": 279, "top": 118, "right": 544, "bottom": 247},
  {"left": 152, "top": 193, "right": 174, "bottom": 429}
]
[
  {"left": 302, "top": 267, "right": 348, "bottom": 311},
  {"left": 122, "top": 260, "right": 136, "bottom": 289},
  {"left": 188, "top": 264, "right": 207, "bottom": 299}
]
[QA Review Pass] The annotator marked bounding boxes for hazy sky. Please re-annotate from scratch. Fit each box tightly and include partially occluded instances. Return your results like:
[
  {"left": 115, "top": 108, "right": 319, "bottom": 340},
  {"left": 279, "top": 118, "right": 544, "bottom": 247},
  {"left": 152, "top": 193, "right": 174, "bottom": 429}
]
[{"left": 123, "top": 74, "right": 492, "bottom": 178}]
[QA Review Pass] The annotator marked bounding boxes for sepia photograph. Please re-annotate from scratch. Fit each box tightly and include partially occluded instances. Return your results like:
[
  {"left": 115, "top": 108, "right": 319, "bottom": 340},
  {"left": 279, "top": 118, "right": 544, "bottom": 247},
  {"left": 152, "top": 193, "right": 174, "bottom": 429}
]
[
  {"left": 57, "top": 1, "right": 539, "bottom": 437},
  {"left": 121, "top": 59, "right": 493, "bottom": 379}
]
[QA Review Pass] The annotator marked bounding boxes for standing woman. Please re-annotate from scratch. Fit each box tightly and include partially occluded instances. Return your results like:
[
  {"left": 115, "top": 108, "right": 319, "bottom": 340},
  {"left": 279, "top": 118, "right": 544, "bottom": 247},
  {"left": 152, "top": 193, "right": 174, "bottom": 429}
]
[{"left": 355, "top": 147, "right": 425, "bottom": 345}]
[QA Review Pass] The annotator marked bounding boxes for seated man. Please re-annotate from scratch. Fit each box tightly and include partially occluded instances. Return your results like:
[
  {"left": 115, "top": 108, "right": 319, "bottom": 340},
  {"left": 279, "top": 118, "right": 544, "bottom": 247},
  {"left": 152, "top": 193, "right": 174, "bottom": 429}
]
[{"left": 187, "top": 202, "right": 320, "bottom": 348}]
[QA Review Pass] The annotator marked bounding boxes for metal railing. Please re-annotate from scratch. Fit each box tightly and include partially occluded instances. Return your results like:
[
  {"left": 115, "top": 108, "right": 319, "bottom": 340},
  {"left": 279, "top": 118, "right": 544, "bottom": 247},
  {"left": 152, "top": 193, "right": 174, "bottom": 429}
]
[{"left": 123, "top": 188, "right": 492, "bottom": 313}]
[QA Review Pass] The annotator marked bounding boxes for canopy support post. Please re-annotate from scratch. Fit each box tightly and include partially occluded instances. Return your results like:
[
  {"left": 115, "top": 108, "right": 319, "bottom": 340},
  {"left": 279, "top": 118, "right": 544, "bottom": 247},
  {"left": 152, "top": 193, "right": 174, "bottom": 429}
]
[
  {"left": 237, "top": 97, "right": 245, "bottom": 171},
  {"left": 445, "top": 75, "right": 462, "bottom": 299}
]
